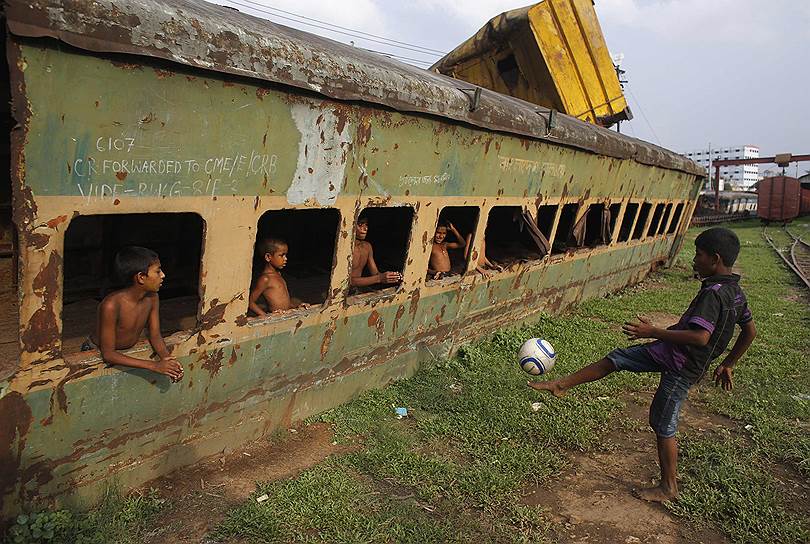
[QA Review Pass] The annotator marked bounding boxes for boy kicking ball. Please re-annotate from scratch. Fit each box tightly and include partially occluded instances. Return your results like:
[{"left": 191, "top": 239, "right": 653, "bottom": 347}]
[{"left": 529, "top": 227, "right": 756, "bottom": 502}]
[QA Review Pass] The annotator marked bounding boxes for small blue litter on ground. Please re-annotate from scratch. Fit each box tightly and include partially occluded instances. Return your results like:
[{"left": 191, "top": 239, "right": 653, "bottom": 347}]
[{"left": 394, "top": 407, "right": 408, "bottom": 419}]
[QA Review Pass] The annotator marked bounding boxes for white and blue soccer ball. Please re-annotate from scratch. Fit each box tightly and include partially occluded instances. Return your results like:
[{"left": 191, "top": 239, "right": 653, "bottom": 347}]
[{"left": 518, "top": 338, "right": 557, "bottom": 375}]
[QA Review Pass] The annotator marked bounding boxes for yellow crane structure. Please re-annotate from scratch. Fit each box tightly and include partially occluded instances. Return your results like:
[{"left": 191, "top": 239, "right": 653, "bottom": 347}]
[{"left": 432, "top": 0, "right": 632, "bottom": 127}]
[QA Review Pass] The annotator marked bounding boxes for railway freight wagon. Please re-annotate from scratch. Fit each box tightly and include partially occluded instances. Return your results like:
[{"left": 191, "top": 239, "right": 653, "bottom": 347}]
[
  {"left": 0, "top": 0, "right": 704, "bottom": 516},
  {"left": 757, "top": 176, "right": 802, "bottom": 222}
]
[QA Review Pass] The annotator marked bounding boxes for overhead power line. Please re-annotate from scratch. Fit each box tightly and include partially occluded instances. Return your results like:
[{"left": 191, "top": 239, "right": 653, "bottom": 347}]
[
  {"left": 359, "top": 47, "right": 434, "bottom": 67},
  {"left": 224, "top": 0, "right": 447, "bottom": 59},
  {"left": 626, "top": 85, "right": 661, "bottom": 147},
  {"left": 234, "top": 0, "right": 448, "bottom": 56}
]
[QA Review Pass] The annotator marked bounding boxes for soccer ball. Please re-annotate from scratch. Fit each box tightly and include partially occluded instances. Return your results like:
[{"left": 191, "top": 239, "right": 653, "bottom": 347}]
[{"left": 518, "top": 338, "right": 557, "bottom": 375}]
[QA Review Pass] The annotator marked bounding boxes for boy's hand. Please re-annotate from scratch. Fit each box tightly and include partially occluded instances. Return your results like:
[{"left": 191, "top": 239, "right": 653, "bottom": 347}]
[
  {"left": 379, "top": 271, "right": 402, "bottom": 284},
  {"left": 154, "top": 356, "right": 184, "bottom": 382},
  {"left": 713, "top": 363, "right": 734, "bottom": 391},
  {"left": 622, "top": 316, "right": 656, "bottom": 340}
]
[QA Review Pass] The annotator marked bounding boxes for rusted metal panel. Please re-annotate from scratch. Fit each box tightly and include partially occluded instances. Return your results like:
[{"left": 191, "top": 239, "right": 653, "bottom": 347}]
[
  {"left": 0, "top": 9, "right": 702, "bottom": 518},
  {"left": 2, "top": 0, "right": 702, "bottom": 177},
  {"left": 800, "top": 185, "right": 810, "bottom": 216}
]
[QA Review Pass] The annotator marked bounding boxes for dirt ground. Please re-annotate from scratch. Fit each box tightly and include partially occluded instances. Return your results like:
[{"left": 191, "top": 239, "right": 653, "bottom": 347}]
[
  {"left": 140, "top": 387, "right": 808, "bottom": 543},
  {"left": 142, "top": 423, "right": 348, "bottom": 543},
  {"left": 524, "top": 392, "right": 731, "bottom": 544}
]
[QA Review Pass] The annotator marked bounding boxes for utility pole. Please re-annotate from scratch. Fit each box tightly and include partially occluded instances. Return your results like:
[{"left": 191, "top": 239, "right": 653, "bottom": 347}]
[
  {"left": 613, "top": 54, "right": 627, "bottom": 133},
  {"left": 707, "top": 142, "right": 713, "bottom": 205}
]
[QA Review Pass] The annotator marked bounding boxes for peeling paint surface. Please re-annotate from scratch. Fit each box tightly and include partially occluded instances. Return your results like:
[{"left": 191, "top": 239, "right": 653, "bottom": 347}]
[
  {"left": 0, "top": 13, "right": 704, "bottom": 519},
  {"left": 1, "top": 0, "right": 705, "bottom": 176},
  {"left": 287, "top": 104, "right": 351, "bottom": 205}
]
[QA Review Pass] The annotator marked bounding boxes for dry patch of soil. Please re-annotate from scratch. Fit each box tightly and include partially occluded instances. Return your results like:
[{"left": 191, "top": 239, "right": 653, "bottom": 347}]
[
  {"left": 141, "top": 422, "right": 346, "bottom": 543},
  {"left": 523, "top": 392, "right": 729, "bottom": 544}
]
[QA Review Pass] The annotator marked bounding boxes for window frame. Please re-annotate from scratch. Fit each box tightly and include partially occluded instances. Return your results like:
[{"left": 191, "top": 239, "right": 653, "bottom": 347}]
[
  {"left": 345, "top": 203, "right": 416, "bottom": 306},
  {"left": 615, "top": 199, "right": 641, "bottom": 244},
  {"left": 247, "top": 206, "right": 343, "bottom": 324},
  {"left": 424, "top": 205, "right": 482, "bottom": 286},
  {"left": 61, "top": 210, "right": 207, "bottom": 361}
]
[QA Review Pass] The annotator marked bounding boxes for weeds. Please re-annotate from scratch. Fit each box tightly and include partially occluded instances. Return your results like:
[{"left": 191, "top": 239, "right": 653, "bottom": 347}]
[{"left": 4, "top": 488, "right": 164, "bottom": 544}]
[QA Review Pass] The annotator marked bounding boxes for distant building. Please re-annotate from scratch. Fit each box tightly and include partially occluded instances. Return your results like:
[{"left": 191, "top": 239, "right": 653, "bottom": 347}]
[{"left": 681, "top": 145, "right": 759, "bottom": 191}]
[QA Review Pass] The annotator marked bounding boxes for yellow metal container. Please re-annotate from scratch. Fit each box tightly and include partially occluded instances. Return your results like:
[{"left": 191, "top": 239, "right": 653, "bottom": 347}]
[{"left": 431, "top": 0, "right": 632, "bottom": 127}]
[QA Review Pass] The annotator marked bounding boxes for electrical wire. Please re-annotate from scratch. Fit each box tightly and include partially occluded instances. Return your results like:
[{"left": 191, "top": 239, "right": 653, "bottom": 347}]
[
  {"left": 360, "top": 48, "right": 434, "bottom": 67},
  {"left": 223, "top": 0, "right": 446, "bottom": 58},
  {"left": 626, "top": 85, "right": 661, "bottom": 146},
  {"left": 232, "top": 0, "right": 448, "bottom": 56}
]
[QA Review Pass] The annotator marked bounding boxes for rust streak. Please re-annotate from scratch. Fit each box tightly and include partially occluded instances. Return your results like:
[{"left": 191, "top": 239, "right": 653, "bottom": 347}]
[{"left": 0, "top": 392, "right": 33, "bottom": 512}]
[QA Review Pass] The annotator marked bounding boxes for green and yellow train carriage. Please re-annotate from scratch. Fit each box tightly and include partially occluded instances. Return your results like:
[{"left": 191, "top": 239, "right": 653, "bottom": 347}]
[{"left": 0, "top": 0, "right": 703, "bottom": 516}]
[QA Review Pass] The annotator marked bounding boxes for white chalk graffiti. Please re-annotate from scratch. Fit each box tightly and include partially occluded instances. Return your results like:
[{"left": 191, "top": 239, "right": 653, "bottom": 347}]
[
  {"left": 70, "top": 136, "right": 278, "bottom": 200},
  {"left": 398, "top": 173, "right": 450, "bottom": 187},
  {"left": 498, "top": 155, "right": 566, "bottom": 178}
]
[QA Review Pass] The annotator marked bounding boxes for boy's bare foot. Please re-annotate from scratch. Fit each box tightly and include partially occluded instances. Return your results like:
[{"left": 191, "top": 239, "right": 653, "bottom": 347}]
[
  {"left": 632, "top": 485, "right": 678, "bottom": 503},
  {"left": 527, "top": 380, "right": 567, "bottom": 398}
]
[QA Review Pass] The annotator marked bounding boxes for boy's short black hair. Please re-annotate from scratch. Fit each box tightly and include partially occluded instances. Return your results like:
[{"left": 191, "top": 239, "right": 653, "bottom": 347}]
[
  {"left": 257, "top": 238, "right": 287, "bottom": 257},
  {"left": 436, "top": 219, "right": 450, "bottom": 229},
  {"left": 695, "top": 227, "right": 740, "bottom": 266},
  {"left": 357, "top": 210, "right": 370, "bottom": 224},
  {"left": 115, "top": 246, "right": 159, "bottom": 284}
]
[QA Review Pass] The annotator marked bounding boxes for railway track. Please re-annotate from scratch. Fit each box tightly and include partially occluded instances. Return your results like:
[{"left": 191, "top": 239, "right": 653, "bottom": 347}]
[{"left": 763, "top": 225, "right": 810, "bottom": 289}]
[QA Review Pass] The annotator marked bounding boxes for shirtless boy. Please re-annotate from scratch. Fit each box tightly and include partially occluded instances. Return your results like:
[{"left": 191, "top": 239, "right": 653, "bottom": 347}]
[
  {"left": 428, "top": 220, "right": 466, "bottom": 279},
  {"left": 351, "top": 214, "right": 402, "bottom": 288},
  {"left": 249, "top": 238, "right": 292, "bottom": 316},
  {"left": 89, "top": 246, "right": 183, "bottom": 381}
]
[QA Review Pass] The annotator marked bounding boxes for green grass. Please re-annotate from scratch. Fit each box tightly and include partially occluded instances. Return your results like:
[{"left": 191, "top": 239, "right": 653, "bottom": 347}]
[
  {"left": 4, "top": 488, "right": 164, "bottom": 544},
  {"left": 10, "top": 221, "right": 808, "bottom": 544},
  {"left": 214, "top": 220, "right": 808, "bottom": 544},
  {"left": 671, "top": 432, "right": 809, "bottom": 544}
]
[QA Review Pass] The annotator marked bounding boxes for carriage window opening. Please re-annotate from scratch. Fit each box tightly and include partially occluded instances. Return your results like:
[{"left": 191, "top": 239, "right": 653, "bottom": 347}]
[
  {"left": 251, "top": 208, "right": 340, "bottom": 317},
  {"left": 658, "top": 203, "right": 673, "bottom": 235},
  {"left": 581, "top": 203, "right": 611, "bottom": 247},
  {"left": 667, "top": 203, "right": 684, "bottom": 234},
  {"left": 485, "top": 206, "right": 548, "bottom": 268},
  {"left": 647, "top": 203, "right": 665, "bottom": 236},
  {"left": 551, "top": 203, "right": 579, "bottom": 254},
  {"left": 62, "top": 213, "right": 204, "bottom": 354},
  {"left": 617, "top": 203, "right": 638, "bottom": 242},
  {"left": 632, "top": 203, "right": 651, "bottom": 240},
  {"left": 349, "top": 206, "right": 413, "bottom": 299},
  {"left": 427, "top": 206, "right": 479, "bottom": 282},
  {"left": 608, "top": 203, "right": 622, "bottom": 241},
  {"left": 536, "top": 205, "right": 558, "bottom": 242},
  {"left": 0, "top": 25, "right": 17, "bottom": 378}
]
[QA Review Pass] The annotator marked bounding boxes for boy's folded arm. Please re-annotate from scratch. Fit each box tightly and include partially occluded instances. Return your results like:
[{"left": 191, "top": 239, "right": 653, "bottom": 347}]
[
  {"left": 98, "top": 300, "right": 177, "bottom": 377},
  {"left": 100, "top": 346, "right": 162, "bottom": 372},
  {"left": 248, "top": 280, "right": 269, "bottom": 316},
  {"left": 448, "top": 225, "right": 466, "bottom": 248},
  {"left": 147, "top": 297, "right": 171, "bottom": 359},
  {"left": 350, "top": 273, "right": 382, "bottom": 287}
]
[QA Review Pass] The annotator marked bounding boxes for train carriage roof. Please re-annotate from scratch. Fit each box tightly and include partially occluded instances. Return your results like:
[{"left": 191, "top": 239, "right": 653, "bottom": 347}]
[{"left": 2, "top": 0, "right": 704, "bottom": 177}]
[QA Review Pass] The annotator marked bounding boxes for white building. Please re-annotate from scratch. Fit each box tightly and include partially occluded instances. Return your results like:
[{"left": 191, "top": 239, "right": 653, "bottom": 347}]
[{"left": 682, "top": 145, "right": 760, "bottom": 190}]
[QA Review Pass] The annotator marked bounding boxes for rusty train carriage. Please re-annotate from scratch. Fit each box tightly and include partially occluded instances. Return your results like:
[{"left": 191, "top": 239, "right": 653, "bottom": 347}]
[{"left": 0, "top": 0, "right": 703, "bottom": 516}]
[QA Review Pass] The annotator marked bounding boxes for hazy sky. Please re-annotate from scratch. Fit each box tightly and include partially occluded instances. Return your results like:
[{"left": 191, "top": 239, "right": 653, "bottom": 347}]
[{"left": 210, "top": 0, "right": 809, "bottom": 172}]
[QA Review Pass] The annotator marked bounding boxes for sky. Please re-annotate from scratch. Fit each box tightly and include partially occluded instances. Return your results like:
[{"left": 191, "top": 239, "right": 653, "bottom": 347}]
[{"left": 209, "top": 0, "right": 810, "bottom": 174}]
